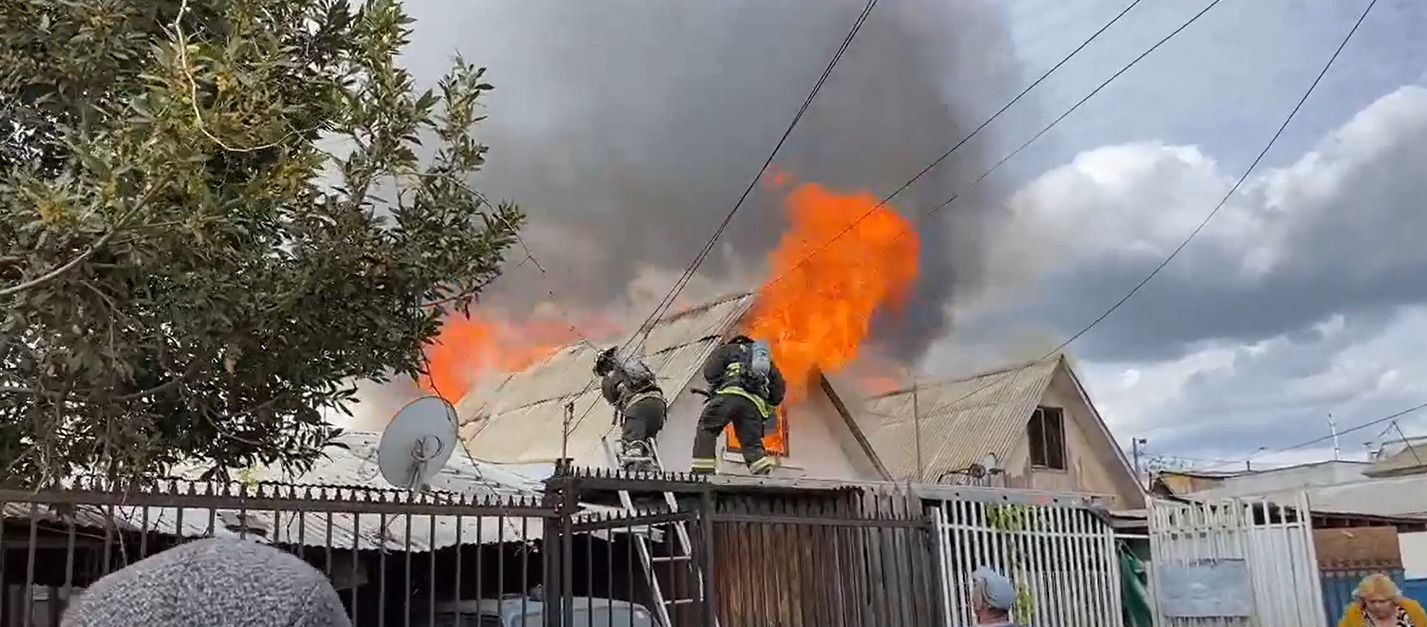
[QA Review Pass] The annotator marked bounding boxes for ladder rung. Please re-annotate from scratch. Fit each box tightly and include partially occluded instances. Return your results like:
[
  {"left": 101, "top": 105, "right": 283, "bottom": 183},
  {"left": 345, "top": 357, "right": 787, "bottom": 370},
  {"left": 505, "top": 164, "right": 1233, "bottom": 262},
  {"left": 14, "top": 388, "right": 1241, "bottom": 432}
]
[{"left": 650, "top": 554, "right": 691, "bottom": 562}]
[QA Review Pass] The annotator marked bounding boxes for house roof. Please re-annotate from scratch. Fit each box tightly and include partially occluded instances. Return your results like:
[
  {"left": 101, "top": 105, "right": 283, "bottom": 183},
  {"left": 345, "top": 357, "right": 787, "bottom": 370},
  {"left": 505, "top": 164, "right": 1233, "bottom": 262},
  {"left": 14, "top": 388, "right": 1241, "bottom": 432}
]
[
  {"left": 457, "top": 293, "right": 756, "bottom": 465},
  {"left": 1368, "top": 438, "right": 1427, "bottom": 477},
  {"left": 855, "top": 355, "right": 1060, "bottom": 481}
]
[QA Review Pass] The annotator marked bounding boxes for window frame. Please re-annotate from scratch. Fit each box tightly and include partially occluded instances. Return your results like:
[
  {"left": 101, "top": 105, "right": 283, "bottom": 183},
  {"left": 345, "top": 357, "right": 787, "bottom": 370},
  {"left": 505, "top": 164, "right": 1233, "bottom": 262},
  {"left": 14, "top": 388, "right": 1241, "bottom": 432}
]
[
  {"left": 1028, "top": 406, "right": 1067, "bottom": 471},
  {"left": 724, "top": 404, "right": 790, "bottom": 457}
]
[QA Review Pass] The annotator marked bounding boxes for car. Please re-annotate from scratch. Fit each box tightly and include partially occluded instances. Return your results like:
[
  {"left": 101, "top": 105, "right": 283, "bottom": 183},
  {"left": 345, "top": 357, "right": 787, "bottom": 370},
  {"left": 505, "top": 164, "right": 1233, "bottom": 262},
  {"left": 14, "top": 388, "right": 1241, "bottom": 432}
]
[{"left": 421, "top": 595, "right": 657, "bottom": 627}]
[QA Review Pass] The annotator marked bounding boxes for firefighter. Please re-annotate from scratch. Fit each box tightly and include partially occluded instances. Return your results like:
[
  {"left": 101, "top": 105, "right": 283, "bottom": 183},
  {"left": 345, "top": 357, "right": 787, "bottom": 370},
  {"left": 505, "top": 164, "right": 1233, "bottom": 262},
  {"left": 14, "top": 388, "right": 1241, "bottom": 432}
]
[
  {"left": 594, "top": 347, "right": 666, "bottom": 472},
  {"left": 690, "top": 335, "right": 785, "bottom": 475}
]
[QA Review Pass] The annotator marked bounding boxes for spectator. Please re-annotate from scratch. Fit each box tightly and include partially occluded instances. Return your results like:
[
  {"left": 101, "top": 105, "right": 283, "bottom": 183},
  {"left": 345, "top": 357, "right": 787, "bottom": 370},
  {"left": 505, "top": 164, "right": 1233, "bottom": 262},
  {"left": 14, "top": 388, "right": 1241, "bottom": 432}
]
[
  {"left": 972, "top": 566, "right": 1025, "bottom": 627},
  {"left": 63, "top": 537, "right": 351, "bottom": 626},
  {"left": 1338, "top": 572, "right": 1427, "bottom": 627}
]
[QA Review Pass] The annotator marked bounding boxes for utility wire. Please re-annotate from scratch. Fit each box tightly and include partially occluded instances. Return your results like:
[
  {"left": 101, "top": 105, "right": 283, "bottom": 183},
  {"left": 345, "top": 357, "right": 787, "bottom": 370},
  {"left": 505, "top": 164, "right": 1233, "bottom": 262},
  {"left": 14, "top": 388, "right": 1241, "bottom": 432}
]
[
  {"left": 557, "top": 1, "right": 882, "bottom": 438},
  {"left": 1195, "top": 398, "right": 1427, "bottom": 472},
  {"left": 898, "top": 0, "right": 1377, "bottom": 433},
  {"left": 743, "top": 0, "right": 1151, "bottom": 301},
  {"left": 621, "top": 0, "right": 879, "bottom": 358},
  {"left": 628, "top": 0, "right": 1148, "bottom": 357}
]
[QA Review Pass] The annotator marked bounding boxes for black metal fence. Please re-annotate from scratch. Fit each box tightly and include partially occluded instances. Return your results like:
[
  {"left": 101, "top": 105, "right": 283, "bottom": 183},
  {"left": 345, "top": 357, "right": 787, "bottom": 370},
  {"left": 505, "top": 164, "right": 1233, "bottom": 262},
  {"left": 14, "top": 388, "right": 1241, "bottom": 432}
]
[{"left": 0, "top": 469, "right": 941, "bottom": 626}]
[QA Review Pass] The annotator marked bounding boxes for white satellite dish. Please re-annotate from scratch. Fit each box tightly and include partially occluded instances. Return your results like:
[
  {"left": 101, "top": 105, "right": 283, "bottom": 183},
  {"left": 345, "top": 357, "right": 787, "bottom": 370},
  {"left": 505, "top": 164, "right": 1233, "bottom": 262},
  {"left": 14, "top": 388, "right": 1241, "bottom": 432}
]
[
  {"left": 378, "top": 395, "right": 459, "bottom": 491},
  {"left": 980, "top": 452, "right": 1001, "bottom": 475}
]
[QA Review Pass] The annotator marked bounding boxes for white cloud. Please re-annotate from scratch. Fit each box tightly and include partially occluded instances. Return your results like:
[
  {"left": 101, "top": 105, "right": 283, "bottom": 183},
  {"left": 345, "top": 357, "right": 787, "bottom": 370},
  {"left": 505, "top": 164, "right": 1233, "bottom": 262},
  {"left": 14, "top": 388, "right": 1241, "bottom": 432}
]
[
  {"left": 948, "top": 83, "right": 1427, "bottom": 461},
  {"left": 993, "top": 85, "right": 1427, "bottom": 282},
  {"left": 1082, "top": 304, "right": 1427, "bottom": 458}
]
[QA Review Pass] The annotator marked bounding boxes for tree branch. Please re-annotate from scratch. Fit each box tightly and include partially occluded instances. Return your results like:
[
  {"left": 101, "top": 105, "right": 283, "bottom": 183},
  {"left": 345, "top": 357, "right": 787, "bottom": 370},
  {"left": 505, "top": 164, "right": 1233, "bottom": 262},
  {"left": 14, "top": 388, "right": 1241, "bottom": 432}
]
[{"left": 0, "top": 184, "right": 161, "bottom": 298}]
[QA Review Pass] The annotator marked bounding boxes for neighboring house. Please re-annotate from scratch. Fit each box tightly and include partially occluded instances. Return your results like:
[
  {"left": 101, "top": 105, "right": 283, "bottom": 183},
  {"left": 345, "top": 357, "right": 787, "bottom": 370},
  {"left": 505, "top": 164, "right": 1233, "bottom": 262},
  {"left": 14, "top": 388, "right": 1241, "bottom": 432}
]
[
  {"left": 455, "top": 293, "right": 888, "bottom": 481},
  {"left": 853, "top": 354, "right": 1146, "bottom": 508},
  {"left": 1368, "top": 437, "right": 1427, "bottom": 478},
  {"left": 1153, "top": 460, "right": 1372, "bottom": 500}
]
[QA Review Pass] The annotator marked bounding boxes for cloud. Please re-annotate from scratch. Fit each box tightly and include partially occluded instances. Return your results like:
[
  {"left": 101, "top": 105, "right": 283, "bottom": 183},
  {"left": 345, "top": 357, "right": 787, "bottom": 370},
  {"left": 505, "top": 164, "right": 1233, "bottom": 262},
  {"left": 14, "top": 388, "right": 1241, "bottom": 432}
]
[
  {"left": 1081, "top": 304, "right": 1427, "bottom": 464},
  {"left": 920, "top": 83, "right": 1427, "bottom": 463},
  {"left": 972, "top": 85, "right": 1427, "bottom": 363}
]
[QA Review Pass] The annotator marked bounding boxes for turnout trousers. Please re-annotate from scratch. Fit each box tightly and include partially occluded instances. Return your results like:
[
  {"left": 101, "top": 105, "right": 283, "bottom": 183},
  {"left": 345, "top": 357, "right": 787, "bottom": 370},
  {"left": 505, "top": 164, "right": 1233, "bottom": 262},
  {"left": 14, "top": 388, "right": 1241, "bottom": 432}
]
[
  {"left": 690, "top": 393, "right": 775, "bottom": 475},
  {"left": 619, "top": 396, "right": 667, "bottom": 446}
]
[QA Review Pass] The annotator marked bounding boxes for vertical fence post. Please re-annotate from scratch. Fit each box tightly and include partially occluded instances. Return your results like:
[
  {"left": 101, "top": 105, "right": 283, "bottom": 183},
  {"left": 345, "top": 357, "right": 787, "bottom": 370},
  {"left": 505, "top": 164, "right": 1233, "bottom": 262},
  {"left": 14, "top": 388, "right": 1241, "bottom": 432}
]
[
  {"left": 542, "top": 476, "right": 562, "bottom": 627},
  {"left": 560, "top": 474, "right": 580, "bottom": 627},
  {"left": 699, "top": 486, "right": 718, "bottom": 627}
]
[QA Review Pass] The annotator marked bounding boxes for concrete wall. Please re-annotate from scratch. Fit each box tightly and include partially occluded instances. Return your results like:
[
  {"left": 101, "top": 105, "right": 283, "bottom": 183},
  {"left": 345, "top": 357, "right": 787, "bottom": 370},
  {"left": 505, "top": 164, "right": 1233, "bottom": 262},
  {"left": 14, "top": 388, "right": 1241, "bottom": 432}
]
[{"left": 1400, "top": 532, "right": 1427, "bottom": 579}]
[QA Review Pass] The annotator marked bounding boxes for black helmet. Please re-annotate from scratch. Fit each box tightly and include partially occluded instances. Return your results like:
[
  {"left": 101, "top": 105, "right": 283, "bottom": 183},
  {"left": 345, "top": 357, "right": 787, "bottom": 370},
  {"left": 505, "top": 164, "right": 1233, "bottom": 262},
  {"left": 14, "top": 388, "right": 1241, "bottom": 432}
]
[
  {"left": 593, "top": 347, "right": 617, "bottom": 376},
  {"left": 728, "top": 335, "right": 754, "bottom": 345}
]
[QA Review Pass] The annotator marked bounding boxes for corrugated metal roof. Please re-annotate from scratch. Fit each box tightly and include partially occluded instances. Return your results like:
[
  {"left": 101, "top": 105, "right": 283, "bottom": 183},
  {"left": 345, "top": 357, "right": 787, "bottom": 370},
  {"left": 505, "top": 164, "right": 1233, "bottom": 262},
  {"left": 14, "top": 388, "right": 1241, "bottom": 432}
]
[
  {"left": 458, "top": 294, "right": 755, "bottom": 465},
  {"left": 1368, "top": 439, "right": 1427, "bottom": 476},
  {"left": 855, "top": 356, "right": 1059, "bottom": 481},
  {"left": 100, "top": 431, "right": 552, "bottom": 551}
]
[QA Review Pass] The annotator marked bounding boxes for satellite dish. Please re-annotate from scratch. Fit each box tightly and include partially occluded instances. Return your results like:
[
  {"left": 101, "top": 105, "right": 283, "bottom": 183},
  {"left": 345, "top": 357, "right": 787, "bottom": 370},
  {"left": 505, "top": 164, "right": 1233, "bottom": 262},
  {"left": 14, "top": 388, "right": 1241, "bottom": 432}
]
[
  {"left": 378, "top": 396, "right": 458, "bottom": 491},
  {"left": 980, "top": 452, "right": 1001, "bottom": 475}
]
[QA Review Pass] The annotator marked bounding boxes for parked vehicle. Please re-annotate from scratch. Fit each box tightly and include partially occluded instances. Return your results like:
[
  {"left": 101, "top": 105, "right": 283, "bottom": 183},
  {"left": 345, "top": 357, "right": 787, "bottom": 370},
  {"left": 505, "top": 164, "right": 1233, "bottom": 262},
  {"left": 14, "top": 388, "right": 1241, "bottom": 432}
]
[{"left": 421, "top": 595, "right": 656, "bottom": 627}]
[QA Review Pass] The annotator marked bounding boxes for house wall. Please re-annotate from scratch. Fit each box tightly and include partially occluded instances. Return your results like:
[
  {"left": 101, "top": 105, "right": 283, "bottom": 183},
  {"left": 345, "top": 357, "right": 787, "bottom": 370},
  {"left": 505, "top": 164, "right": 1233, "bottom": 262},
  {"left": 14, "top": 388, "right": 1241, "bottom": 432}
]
[
  {"left": 652, "top": 379, "right": 879, "bottom": 480},
  {"left": 1002, "top": 370, "right": 1138, "bottom": 507}
]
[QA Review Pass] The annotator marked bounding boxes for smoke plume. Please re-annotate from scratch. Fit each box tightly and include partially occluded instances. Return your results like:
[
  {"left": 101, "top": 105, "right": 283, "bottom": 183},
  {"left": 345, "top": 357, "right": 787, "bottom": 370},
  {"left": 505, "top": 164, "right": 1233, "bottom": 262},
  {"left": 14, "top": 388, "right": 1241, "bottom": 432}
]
[{"left": 402, "top": 0, "right": 1019, "bottom": 364}]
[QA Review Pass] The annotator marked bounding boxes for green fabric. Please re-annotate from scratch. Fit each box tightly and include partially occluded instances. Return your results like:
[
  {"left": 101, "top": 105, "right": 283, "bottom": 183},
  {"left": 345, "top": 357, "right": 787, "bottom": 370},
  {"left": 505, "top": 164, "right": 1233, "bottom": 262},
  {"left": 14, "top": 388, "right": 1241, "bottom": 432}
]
[{"left": 1118, "top": 543, "right": 1154, "bottom": 627}]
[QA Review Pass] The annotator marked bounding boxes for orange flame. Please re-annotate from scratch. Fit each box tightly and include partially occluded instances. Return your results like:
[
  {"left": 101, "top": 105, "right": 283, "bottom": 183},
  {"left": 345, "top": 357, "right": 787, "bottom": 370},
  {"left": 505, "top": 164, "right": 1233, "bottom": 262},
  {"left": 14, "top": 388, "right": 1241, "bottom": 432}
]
[
  {"left": 732, "top": 176, "right": 920, "bottom": 454},
  {"left": 421, "top": 308, "right": 593, "bottom": 403}
]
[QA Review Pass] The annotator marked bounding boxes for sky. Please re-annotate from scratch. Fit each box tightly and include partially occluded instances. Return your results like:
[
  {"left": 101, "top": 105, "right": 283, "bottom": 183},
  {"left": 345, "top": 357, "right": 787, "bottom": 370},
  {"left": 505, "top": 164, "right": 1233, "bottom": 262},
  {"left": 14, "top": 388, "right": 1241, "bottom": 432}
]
[{"left": 389, "top": 0, "right": 1427, "bottom": 471}]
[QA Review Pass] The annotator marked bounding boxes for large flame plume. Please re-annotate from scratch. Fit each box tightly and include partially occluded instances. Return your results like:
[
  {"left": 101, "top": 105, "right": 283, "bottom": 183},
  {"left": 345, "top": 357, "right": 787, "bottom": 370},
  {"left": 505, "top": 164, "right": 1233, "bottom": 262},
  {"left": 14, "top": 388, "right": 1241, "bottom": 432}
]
[
  {"left": 732, "top": 174, "right": 920, "bottom": 452},
  {"left": 421, "top": 308, "right": 611, "bottom": 403}
]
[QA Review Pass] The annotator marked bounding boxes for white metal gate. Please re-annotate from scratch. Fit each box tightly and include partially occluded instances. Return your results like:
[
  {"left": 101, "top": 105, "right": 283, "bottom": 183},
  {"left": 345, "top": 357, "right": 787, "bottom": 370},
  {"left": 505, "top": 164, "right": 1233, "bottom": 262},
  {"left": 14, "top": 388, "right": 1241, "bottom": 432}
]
[
  {"left": 1148, "top": 492, "right": 1325, "bottom": 627},
  {"left": 933, "top": 498, "right": 1122, "bottom": 626}
]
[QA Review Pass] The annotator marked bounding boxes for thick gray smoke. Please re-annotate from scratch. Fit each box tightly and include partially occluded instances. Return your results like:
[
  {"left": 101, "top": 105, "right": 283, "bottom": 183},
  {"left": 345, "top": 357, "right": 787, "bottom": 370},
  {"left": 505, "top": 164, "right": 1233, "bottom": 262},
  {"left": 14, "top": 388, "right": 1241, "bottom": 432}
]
[{"left": 401, "top": 0, "right": 1019, "bottom": 364}]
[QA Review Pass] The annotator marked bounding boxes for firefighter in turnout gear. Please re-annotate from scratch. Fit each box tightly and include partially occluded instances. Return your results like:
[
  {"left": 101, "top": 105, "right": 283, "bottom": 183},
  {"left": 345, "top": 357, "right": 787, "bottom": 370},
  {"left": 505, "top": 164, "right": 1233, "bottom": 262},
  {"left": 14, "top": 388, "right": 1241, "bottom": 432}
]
[
  {"left": 690, "top": 335, "right": 786, "bottom": 475},
  {"left": 594, "top": 347, "right": 667, "bottom": 472}
]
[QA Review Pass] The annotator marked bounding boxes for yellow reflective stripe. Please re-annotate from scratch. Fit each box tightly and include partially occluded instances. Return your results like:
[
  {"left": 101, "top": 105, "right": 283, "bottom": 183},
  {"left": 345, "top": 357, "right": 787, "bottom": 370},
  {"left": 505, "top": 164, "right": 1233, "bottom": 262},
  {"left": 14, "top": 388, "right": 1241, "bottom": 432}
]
[
  {"left": 690, "top": 457, "right": 718, "bottom": 469},
  {"left": 749, "top": 457, "right": 776, "bottom": 472},
  {"left": 715, "top": 386, "right": 771, "bottom": 417}
]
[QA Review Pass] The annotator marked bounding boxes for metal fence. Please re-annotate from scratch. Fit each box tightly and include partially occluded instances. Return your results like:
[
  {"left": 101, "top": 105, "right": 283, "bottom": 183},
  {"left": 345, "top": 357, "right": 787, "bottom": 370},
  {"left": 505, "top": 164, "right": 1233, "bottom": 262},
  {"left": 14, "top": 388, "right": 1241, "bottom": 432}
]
[
  {"left": 1148, "top": 493, "right": 1326, "bottom": 627},
  {"left": 932, "top": 496, "right": 1122, "bottom": 627},
  {"left": 0, "top": 473, "right": 938, "bottom": 627},
  {"left": 0, "top": 470, "right": 1125, "bottom": 626}
]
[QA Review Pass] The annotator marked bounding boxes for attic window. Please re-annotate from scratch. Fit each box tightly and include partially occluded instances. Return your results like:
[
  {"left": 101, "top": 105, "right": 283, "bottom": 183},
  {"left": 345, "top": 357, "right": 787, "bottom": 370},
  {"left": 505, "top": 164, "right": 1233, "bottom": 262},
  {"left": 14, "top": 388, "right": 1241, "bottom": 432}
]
[
  {"left": 1028, "top": 406, "right": 1066, "bottom": 470},
  {"left": 726, "top": 405, "right": 790, "bottom": 457}
]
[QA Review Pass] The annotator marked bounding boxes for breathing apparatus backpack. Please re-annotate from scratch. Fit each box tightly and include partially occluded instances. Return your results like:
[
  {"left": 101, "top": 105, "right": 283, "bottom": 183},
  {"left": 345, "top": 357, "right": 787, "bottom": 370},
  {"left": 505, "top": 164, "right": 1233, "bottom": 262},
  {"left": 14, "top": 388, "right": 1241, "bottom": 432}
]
[{"left": 733, "top": 339, "right": 772, "bottom": 400}]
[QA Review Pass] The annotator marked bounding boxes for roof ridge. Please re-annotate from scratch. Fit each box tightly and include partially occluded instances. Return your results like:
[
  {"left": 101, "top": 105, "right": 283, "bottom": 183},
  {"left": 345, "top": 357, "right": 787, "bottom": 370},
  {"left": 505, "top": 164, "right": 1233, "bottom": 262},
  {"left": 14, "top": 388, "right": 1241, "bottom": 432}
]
[{"left": 865, "top": 353, "right": 1061, "bottom": 400}]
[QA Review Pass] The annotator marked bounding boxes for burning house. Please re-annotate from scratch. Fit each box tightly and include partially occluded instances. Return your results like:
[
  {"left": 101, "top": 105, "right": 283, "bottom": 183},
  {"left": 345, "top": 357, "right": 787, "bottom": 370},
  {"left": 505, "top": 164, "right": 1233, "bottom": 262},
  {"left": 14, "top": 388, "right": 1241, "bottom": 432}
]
[{"left": 452, "top": 293, "right": 889, "bottom": 481}]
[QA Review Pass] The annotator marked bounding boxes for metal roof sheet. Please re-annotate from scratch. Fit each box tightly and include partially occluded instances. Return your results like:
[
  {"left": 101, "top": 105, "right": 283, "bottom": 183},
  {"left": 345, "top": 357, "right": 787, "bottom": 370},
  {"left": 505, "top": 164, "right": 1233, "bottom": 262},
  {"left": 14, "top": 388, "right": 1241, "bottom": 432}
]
[
  {"left": 855, "top": 356, "right": 1059, "bottom": 481},
  {"left": 458, "top": 294, "right": 755, "bottom": 465},
  {"left": 100, "top": 431, "right": 553, "bottom": 551}
]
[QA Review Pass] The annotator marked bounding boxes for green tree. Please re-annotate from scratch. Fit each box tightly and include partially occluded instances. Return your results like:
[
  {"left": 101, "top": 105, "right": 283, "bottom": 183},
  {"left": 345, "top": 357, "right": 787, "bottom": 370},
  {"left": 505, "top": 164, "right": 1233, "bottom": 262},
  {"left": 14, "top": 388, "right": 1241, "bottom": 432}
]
[{"left": 0, "top": 0, "right": 522, "bottom": 486}]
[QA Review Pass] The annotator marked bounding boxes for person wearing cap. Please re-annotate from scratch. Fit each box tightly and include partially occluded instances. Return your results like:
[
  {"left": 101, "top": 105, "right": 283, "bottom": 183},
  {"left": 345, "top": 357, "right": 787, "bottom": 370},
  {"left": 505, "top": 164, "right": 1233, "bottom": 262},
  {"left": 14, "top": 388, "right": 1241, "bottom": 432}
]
[{"left": 972, "top": 566, "right": 1025, "bottom": 627}]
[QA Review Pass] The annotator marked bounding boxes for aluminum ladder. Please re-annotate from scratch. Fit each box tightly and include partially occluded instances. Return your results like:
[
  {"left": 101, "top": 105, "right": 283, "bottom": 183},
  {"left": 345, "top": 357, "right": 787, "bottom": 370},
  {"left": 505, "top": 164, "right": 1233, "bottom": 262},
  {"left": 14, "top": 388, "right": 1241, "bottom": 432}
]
[{"left": 600, "top": 436, "right": 716, "bottom": 627}]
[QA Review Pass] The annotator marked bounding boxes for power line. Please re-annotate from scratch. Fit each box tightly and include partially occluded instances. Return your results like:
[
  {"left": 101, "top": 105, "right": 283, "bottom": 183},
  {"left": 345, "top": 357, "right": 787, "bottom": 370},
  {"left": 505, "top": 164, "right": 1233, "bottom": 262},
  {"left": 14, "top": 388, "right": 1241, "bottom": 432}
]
[
  {"left": 742, "top": 0, "right": 1150, "bottom": 299},
  {"left": 900, "top": 0, "right": 1377, "bottom": 431},
  {"left": 1196, "top": 399, "right": 1427, "bottom": 472},
  {"left": 557, "top": 2, "right": 881, "bottom": 437},
  {"left": 622, "top": 0, "right": 878, "bottom": 358}
]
